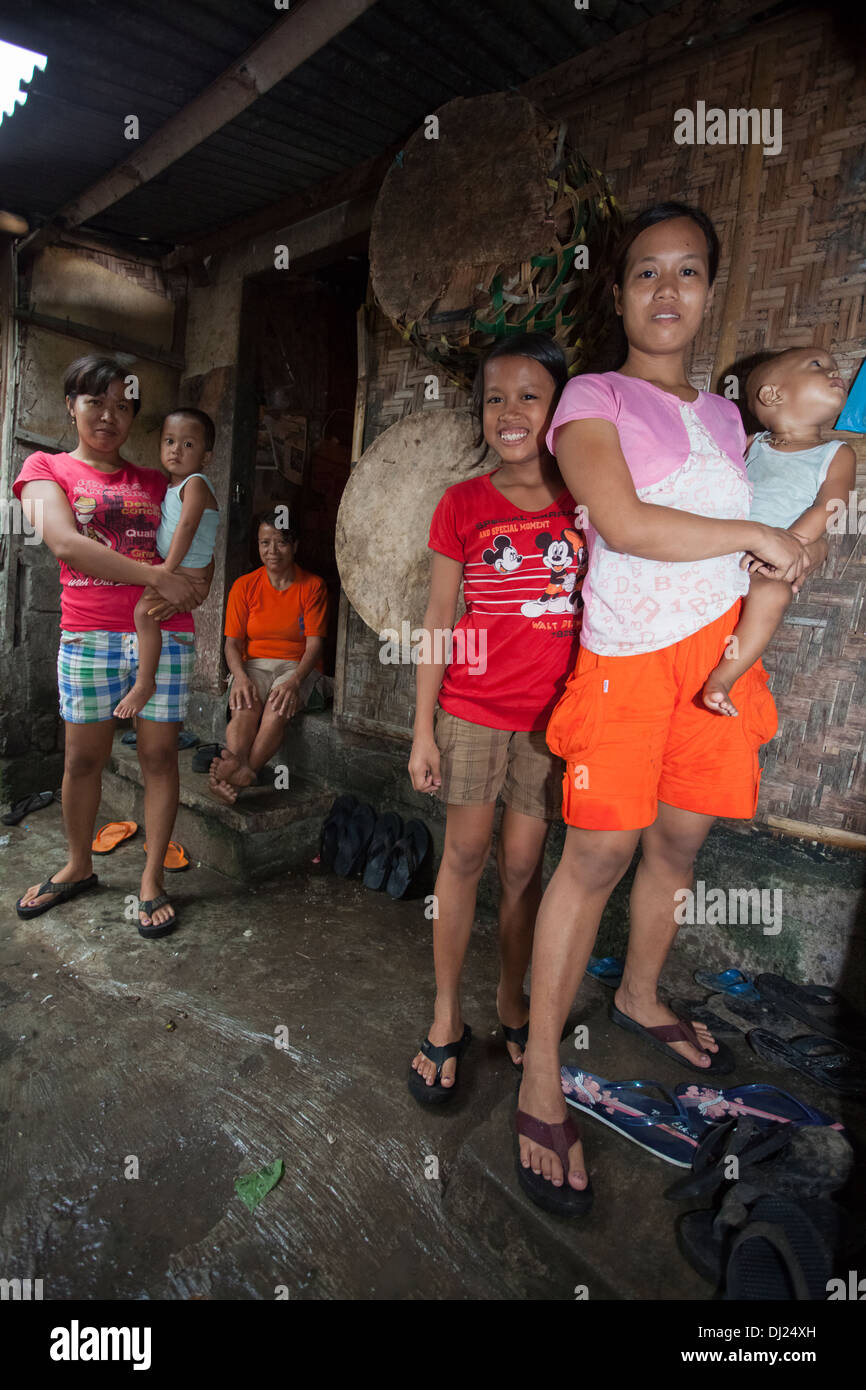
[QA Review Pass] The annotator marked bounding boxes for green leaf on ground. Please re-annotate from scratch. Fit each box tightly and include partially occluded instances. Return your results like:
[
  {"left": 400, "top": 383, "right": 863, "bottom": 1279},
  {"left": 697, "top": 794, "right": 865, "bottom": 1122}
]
[{"left": 235, "top": 1158, "right": 285, "bottom": 1212}]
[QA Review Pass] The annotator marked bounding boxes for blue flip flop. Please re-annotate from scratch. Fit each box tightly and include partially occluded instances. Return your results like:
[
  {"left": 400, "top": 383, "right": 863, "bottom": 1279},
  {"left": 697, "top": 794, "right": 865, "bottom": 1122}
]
[
  {"left": 693, "top": 967, "right": 761, "bottom": 1000},
  {"left": 673, "top": 1081, "right": 845, "bottom": 1133},
  {"left": 585, "top": 955, "right": 624, "bottom": 987},
  {"left": 560, "top": 1068, "right": 703, "bottom": 1168}
]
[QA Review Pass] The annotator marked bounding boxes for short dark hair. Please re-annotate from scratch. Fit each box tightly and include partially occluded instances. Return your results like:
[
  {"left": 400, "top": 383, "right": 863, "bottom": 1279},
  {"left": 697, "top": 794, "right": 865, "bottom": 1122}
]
[
  {"left": 163, "top": 407, "right": 216, "bottom": 451},
  {"left": 257, "top": 508, "right": 297, "bottom": 542},
  {"left": 471, "top": 333, "right": 569, "bottom": 450},
  {"left": 63, "top": 354, "right": 141, "bottom": 415},
  {"left": 612, "top": 202, "right": 721, "bottom": 287}
]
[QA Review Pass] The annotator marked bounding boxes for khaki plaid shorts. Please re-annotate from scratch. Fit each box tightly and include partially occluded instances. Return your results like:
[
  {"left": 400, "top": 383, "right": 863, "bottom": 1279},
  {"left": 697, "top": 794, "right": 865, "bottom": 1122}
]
[{"left": 434, "top": 707, "right": 562, "bottom": 821}]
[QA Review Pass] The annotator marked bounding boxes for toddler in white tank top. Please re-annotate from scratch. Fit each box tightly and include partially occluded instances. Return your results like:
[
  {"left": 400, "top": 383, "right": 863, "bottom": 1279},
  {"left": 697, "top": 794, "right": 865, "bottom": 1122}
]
[
  {"left": 113, "top": 409, "right": 219, "bottom": 719},
  {"left": 702, "top": 347, "right": 855, "bottom": 716}
]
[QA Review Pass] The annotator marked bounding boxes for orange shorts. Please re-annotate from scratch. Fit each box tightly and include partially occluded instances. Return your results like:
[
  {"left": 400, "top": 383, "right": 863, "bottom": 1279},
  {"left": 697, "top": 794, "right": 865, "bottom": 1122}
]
[{"left": 547, "top": 602, "right": 777, "bottom": 830}]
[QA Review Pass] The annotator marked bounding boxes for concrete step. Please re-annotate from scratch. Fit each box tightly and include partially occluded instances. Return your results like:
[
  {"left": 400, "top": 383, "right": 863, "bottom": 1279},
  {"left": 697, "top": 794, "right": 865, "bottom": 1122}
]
[
  {"left": 443, "top": 985, "right": 750, "bottom": 1300},
  {"left": 99, "top": 736, "right": 335, "bottom": 881}
]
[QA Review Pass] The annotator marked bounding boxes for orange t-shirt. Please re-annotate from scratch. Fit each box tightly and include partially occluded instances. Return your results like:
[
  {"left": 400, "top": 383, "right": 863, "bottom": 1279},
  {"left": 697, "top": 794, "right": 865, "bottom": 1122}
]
[{"left": 224, "top": 566, "right": 328, "bottom": 663}]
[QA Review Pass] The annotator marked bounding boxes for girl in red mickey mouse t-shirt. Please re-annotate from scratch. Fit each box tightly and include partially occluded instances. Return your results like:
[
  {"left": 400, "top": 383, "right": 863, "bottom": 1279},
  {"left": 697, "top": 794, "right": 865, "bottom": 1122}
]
[{"left": 407, "top": 334, "right": 587, "bottom": 1104}]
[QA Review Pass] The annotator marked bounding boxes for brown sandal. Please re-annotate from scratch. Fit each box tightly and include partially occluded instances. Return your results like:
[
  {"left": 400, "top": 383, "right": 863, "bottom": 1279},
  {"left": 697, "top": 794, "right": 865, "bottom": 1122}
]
[{"left": 515, "top": 1108, "right": 593, "bottom": 1217}]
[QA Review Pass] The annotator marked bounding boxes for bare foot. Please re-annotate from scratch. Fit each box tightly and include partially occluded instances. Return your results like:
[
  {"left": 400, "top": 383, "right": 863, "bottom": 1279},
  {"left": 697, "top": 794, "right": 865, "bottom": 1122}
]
[
  {"left": 210, "top": 749, "right": 256, "bottom": 788},
  {"left": 702, "top": 666, "right": 739, "bottom": 717},
  {"left": 411, "top": 1009, "right": 463, "bottom": 1089},
  {"left": 613, "top": 987, "right": 719, "bottom": 1068},
  {"left": 208, "top": 770, "right": 239, "bottom": 805},
  {"left": 113, "top": 680, "right": 156, "bottom": 719},
  {"left": 497, "top": 986, "right": 530, "bottom": 1066},
  {"left": 517, "top": 1065, "right": 588, "bottom": 1191},
  {"left": 17, "top": 860, "right": 92, "bottom": 911}
]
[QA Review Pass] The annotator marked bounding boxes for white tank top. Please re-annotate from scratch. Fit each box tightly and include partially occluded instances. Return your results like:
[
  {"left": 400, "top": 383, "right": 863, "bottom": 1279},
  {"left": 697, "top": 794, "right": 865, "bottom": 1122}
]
[{"left": 747, "top": 433, "right": 842, "bottom": 529}]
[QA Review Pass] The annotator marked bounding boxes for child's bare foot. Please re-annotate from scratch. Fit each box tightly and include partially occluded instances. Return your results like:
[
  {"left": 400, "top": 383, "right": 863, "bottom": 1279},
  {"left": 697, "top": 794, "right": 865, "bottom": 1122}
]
[
  {"left": 113, "top": 680, "right": 156, "bottom": 719},
  {"left": 208, "top": 769, "right": 239, "bottom": 804},
  {"left": 209, "top": 749, "right": 256, "bottom": 788},
  {"left": 702, "top": 666, "right": 739, "bottom": 717}
]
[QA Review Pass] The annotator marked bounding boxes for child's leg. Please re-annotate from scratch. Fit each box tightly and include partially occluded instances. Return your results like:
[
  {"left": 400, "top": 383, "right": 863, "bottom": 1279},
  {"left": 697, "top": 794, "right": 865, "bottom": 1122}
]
[
  {"left": 411, "top": 802, "right": 497, "bottom": 1088},
  {"left": 496, "top": 807, "right": 550, "bottom": 1064},
  {"left": 616, "top": 803, "right": 719, "bottom": 1066},
  {"left": 113, "top": 591, "right": 161, "bottom": 718},
  {"left": 702, "top": 575, "right": 792, "bottom": 716}
]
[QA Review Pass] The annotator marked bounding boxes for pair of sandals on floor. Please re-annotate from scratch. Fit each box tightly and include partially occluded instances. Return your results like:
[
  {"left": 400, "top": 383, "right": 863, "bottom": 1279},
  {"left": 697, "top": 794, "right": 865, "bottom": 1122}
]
[
  {"left": 15, "top": 873, "right": 175, "bottom": 938},
  {"left": 410, "top": 1000, "right": 735, "bottom": 1217}
]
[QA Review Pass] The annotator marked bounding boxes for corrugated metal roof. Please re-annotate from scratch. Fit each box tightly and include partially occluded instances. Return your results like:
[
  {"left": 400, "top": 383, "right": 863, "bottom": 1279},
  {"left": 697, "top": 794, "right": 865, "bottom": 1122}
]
[{"left": 0, "top": 0, "right": 681, "bottom": 250}]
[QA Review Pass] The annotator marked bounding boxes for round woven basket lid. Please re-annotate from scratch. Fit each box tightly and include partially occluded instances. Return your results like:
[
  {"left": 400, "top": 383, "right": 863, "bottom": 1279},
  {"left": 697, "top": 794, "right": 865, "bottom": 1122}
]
[
  {"left": 336, "top": 407, "right": 489, "bottom": 634},
  {"left": 370, "top": 90, "right": 623, "bottom": 389}
]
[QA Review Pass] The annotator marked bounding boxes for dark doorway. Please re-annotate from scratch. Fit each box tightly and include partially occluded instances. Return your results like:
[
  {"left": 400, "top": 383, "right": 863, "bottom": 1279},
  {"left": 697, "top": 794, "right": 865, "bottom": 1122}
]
[{"left": 228, "top": 251, "right": 368, "bottom": 677}]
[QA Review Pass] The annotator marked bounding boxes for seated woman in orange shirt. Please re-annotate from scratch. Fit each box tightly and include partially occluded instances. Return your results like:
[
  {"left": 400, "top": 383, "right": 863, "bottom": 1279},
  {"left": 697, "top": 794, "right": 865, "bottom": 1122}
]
[{"left": 209, "top": 512, "right": 328, "bottom": 803}]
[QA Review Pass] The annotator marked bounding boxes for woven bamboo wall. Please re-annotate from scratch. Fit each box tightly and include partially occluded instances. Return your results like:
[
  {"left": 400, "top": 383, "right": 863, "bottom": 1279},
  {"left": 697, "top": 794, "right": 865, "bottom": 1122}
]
[{"left": 341, "top": 8, "right": 866, "bottom": 836}]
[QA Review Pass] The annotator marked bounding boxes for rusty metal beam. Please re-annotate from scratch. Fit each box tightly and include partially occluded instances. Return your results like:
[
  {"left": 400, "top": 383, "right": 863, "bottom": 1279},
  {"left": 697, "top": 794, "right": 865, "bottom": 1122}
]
[{"left": 17, "top": 0, "right": 380, "bottom": 262}]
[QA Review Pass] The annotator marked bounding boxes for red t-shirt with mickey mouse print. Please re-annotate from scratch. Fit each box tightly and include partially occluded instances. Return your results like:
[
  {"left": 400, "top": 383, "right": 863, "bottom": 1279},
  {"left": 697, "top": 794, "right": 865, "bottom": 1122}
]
[{"left": 428, "top": 471, "right": 587, "bottom": 731}]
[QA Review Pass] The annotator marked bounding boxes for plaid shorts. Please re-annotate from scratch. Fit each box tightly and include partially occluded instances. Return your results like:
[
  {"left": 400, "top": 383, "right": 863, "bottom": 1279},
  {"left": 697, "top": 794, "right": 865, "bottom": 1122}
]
[
  {"left": 57, "top": 629, "right": 196, "bottom": 724},
  {"left": 434, "top": 707, "right": 563, "bottom": 821}
]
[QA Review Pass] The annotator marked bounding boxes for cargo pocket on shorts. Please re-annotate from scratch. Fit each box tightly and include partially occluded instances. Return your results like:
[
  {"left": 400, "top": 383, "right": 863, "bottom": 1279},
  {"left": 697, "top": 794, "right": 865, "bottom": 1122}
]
[
  {"left": 739, "top": 663, "right": 778, "bottom": 750},
  {"left": 545, "top": 665, "right": 605, "bottom": 763}
]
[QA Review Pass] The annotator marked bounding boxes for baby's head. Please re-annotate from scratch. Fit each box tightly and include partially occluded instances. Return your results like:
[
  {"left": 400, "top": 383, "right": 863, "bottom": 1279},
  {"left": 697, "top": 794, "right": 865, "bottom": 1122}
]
[
  {"left": 746, "top": 348, "right": 846, "bottom": 434},
  {"left": 161, "top": 408, "right": 215, "bottom": 481}
]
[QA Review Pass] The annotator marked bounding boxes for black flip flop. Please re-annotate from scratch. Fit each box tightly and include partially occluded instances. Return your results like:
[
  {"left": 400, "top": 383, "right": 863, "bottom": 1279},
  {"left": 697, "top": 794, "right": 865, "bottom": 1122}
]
[
  {"left": 408, "top": 1024, "right": 472, "bottom": 1105},
  {"left": 609, "top": 1002, "right": 736, "bottom": 1076},
  {"left": 137, "top": 893, "right": 177, "bottom": 939},
  {"left": 501, "top": 1020, "right": 529, "bottom": 1069},
  {"left": 725, "top": 1195, "right": 837, "bottom": 1300},
  {"left": 747, "top": 1028, "right": 866, "bottom": 1097},
  {"left": 755, "top": 973, "right": 866, "bottom": 1050},
  {"left": 320, "top": 795, "right": 358, "bottom": 870},
  {"left": 362, "top": 812, "right": 403, "bottom": 890},
  {"left": 514, "top": 1107, "right": 593, "bottom": 1217},
  {"left": 385, "top": 819, "right": 431, "bottom": 899},
  {"left": 664, "top": 1116, "right": 792, "bottom": 1203},
  {"left": 706, "top": 990, "right": 800, "bottom": 1034},
  {"left": 333, "top": 802, "right": 377, "bottom": 877},
  {"left": 678, "top": 1192, "right": 841, "bottom": 1295},
  {"left": 669, "top": 996, "right": 741, "bottom": 1037},
  {"left": 16, "top": 873, "right": 98, "bottom": 919},
  {"left": 192, "top": 742, "right": 221, "bottom": 772},
  {"left": 3, "top": 790, "right": 56, "bottom": 826}
]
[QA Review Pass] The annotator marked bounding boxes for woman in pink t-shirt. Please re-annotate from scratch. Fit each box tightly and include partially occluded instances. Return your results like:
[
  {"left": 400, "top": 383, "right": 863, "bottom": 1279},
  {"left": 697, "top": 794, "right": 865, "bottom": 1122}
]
[
  {"left": 13, "top": 355, "right": 205, "bottom": 938},
  {"left": 514, "top": 205, "right": 825, "bottom": 1216}
]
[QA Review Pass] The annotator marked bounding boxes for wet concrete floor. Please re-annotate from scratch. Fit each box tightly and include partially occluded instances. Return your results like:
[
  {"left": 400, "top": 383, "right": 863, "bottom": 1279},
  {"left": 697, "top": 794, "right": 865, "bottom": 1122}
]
[{"left": 1, "top": 800, "right": 862, "bottom": 1300}]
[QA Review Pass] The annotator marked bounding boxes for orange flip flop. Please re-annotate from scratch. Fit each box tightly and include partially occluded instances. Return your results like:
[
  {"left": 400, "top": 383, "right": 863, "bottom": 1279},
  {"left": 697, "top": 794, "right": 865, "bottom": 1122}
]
[
  {"left": 144, "top": 840, "right": 190, "bottom": 872},
  {"left": 92, "top": 821, "right": 138, "bottom": 854}
]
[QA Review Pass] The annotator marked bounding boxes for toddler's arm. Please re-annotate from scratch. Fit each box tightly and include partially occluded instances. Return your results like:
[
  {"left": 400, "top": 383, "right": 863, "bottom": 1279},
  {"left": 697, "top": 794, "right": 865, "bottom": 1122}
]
[
  {"left": 748, "top": 444, "right": 855, "bottom": 585},
  {"left": 788, "top": 443, "right": 855, "bottom": 545},
  {"left": 161, "top": 475, "right": 213, "bottom": 571}
]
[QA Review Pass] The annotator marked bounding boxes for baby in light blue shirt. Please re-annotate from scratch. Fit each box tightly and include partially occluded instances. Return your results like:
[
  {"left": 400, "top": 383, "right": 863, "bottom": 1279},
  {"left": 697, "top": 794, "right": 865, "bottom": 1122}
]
[
  {"left": 113, "top": 409, "right": 219, "bottom": 718},
  {"left": 702, "top": 347, "right": 855, "bottom": 717}
]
